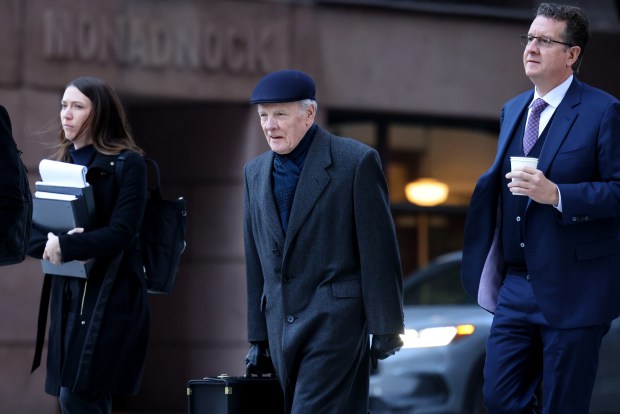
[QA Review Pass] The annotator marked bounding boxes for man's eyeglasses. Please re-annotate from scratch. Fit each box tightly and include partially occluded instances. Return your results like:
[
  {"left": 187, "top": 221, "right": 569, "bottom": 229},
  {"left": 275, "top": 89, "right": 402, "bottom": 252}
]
[{"left": 520, "top": 35, "right": 573, "bottom": 48}]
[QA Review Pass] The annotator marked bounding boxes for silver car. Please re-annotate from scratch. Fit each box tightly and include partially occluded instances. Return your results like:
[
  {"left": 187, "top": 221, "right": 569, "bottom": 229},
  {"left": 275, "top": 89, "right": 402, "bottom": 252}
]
[{"left": 369, "top": 251, "right": 620, "bottom": 414}]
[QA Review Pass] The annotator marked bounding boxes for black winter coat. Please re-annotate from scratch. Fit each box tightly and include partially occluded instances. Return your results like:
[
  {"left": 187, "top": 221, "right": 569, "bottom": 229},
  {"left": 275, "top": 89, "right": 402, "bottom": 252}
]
[
  {"left": 29, "top": 150, "right": 149, "bottom": 396},
  {"left": 0, "top": 105, "right": 22, "bottom": 251}
]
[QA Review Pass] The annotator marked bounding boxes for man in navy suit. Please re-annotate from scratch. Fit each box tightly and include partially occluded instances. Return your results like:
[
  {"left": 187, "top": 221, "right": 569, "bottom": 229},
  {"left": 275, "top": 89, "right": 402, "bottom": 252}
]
[{"left": 461, "top": 3, "right": 620, "bottom": 413}]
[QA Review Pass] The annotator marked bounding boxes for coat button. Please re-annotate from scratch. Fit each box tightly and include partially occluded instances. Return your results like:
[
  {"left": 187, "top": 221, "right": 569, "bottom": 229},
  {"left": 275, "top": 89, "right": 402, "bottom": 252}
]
[
  {"left": 272, "top": 249, "right": 280, "bottom": 256},
  {"left": 286, "top": 315, "right": 295, "bottom": 323},
  {"left": 572, "top": 217, "right": 577, "bottom": 222},
  {"left": 81, "top": 321, "right": 86, "bottom": 325},
  {"left": 520, "top": 242, "right": 525, "bottom": 248},
  {"left": 516, "top": 216, "right": 521, "bottom": 222}
]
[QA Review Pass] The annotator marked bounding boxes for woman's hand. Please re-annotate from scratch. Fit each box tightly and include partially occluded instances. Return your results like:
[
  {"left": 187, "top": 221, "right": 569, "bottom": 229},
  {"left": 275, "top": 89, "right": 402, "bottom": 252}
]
[
  {"left": 42, "top": 228, "right": 83, "bottom": 265},
  {"left": 43, "top": 233, "right": 62, "bottom": 265}
]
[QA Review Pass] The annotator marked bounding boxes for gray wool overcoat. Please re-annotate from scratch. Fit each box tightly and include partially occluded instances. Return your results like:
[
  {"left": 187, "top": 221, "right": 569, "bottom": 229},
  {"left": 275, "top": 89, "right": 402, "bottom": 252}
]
[{"left": 243, "top": 126, "right": 404, "bottom": 414}]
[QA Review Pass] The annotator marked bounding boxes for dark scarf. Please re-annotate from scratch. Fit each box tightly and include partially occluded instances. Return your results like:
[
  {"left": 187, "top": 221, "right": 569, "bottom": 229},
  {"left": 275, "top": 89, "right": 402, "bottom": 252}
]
[
  {"left": 69, "top": 144, "right": 97, "bottom": 167},
  {"left": 272, "top": 125, "right": 317, "bottom": 232}
]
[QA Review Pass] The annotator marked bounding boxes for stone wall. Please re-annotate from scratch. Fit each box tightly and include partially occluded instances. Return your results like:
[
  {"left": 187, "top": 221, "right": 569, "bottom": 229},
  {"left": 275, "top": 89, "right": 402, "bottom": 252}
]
[{"left": 1, "top": 0, "right": 617, "bottom": 412}]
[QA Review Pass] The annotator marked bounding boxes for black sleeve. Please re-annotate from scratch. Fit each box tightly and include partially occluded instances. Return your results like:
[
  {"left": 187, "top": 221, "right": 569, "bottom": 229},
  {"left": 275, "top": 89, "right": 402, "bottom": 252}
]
[{"left": 0, "top": 105, "right": 22, "bottom": 243}]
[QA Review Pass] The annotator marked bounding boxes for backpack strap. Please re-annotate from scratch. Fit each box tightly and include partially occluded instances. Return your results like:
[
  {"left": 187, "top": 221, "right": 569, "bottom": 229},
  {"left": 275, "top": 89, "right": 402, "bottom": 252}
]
[
  {"left": 32, "top": 275, "right": 52, "bottom": 372},
  {"left": 116, "top": 152, "right": 162, "bottom": 200},
  {"left": 115, "top": 152, "right": 128, "bottom": 188}
]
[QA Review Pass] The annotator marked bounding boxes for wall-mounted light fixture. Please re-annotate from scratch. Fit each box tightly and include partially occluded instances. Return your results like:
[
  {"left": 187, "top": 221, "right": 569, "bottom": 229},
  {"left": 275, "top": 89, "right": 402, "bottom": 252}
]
[{"left": 405, "top": 178, "right": 449, "bottom": 206}]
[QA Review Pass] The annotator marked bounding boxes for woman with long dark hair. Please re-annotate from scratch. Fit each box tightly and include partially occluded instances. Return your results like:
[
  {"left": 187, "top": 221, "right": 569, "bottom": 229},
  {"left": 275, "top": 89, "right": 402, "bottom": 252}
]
[{"left": 29, "top": 77, "right": 149, "bottom": 413}]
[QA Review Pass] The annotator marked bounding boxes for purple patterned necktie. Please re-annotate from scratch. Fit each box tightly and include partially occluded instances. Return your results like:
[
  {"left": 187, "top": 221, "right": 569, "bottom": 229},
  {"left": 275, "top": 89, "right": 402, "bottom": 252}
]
[{"left": 523, "top": 98, "right": 549, "bottom": 155}]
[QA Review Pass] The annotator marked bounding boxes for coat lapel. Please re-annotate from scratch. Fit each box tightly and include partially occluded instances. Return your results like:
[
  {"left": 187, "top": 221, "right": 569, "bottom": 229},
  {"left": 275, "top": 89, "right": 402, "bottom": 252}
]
[
  {"left": 284, "top": 128, "right": 331, "bottom": 251},
  {"left": 494, "top": 93, "right": 532, "bottom": 171},
  {"left": 538, "top": 79, "right": 581, "bottom": 175},
  {"left": 255, "top": 153, "right": 285, "bottom": 242}
]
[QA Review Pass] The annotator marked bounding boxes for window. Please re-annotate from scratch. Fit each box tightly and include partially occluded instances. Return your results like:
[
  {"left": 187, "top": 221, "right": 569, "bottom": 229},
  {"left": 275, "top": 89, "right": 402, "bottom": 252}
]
[
  {"left": 402, "top": 257, "right": 473, "bottom": 306},
  {"left": 329, "top": 112, "right": 496, "bottom": 274}
]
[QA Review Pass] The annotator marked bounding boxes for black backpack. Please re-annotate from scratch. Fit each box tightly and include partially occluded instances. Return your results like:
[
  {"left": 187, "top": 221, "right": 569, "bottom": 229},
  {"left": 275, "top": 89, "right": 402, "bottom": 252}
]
[
  {"left": 116, "top": 153, "right": 187, "bottom": 294},
  {"left": 0, "top": 106, "right": 32, "bottom": 267}
]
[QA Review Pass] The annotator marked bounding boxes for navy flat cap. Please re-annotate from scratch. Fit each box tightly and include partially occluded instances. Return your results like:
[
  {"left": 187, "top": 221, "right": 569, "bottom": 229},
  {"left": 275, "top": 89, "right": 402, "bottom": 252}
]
[{"left": 250, "top": 70, "right": 316, "bottom": 104}]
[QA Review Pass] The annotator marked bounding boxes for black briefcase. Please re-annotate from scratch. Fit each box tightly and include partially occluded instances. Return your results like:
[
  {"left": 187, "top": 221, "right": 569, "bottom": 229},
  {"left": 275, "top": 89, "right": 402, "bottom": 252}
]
[{"left": 187, "top": 375, "right": 285, "bottom": 414}]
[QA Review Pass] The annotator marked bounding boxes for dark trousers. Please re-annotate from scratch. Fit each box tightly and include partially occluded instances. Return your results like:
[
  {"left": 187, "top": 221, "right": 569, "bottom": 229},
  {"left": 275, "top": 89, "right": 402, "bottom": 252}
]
[
  {"left": 59, "top": 387, "right": 112, "bottom": 414},
  {"left": 483, "top": 274, "right": 609, "bottom": 414}
]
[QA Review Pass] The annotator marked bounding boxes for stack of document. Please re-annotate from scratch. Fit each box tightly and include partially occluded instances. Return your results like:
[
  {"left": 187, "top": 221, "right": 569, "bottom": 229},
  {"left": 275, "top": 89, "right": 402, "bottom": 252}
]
[{"left": 33, "top": 160, "right": 96, "bottom": 278}]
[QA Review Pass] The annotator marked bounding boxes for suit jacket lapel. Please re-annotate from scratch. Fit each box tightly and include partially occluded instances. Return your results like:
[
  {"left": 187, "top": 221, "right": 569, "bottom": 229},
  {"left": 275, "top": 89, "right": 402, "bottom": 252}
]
[
  {"left": 285, "top": 128, "right": 331, "bottom": 250},
  {"left": 494, "top": 93, "right": 532, "bottom": 172},
  {"left": 538, "top": 79, "right": 581, "bottom": 175},
  {"left": 255, "top": 152, "right": 285, "bottom": 242}
]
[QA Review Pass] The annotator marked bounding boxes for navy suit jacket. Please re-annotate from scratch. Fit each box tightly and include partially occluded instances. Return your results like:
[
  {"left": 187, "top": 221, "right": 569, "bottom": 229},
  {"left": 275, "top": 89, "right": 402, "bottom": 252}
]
[{"left": 461, "top": 78, "right": 620, "bottom": 329}]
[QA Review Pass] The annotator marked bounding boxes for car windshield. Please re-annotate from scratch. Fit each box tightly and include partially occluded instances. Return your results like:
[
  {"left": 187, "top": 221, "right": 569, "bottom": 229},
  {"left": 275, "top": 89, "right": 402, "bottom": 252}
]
[{"left": 403, "top": 258, "right": 475, "bottom": 306}]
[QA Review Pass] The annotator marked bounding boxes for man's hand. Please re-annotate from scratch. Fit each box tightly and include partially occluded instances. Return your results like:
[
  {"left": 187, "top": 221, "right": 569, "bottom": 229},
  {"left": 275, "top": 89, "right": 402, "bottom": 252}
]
[
  {"left": 506, "top": 166, "right": 559, "bottom": 205},
  {"left": 245, "top": 341, "right": 276, "bottom": 377},
  {"left": 370, "top": 334, "right": 403, "bottom": 369}
]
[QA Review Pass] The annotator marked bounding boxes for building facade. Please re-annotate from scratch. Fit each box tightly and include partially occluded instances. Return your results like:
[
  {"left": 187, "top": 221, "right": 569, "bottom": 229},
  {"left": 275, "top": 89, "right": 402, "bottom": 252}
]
[{"left": 1, "top": 0, "right": 618, "bottom": 412}]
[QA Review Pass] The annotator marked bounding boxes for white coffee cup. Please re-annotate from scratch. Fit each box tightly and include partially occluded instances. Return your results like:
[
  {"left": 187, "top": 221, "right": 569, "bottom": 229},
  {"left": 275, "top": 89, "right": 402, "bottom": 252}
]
[{"left": 510, "top": 156, "right": 538, "bottom": 196}]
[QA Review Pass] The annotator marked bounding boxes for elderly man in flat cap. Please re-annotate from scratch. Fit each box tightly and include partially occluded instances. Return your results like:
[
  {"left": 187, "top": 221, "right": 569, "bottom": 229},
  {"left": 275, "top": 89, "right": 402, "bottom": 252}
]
[{"left": 243, "top": 69, "right": 404, "bottom": 413}]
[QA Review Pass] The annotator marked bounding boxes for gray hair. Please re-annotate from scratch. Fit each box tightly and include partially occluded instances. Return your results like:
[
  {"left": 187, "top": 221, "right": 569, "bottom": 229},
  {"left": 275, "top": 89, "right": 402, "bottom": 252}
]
[
  {"left": 255, "top": 99, "right": 318, "bottom": 114},
  {"left": 300, "top": 99, "right": 318, "bottom": 113}
]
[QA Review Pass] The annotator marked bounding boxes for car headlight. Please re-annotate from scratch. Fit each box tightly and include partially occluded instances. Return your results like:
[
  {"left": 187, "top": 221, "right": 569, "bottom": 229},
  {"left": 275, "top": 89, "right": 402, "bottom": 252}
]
[{"left": 400, "top": 324, "right": 475, "bottom": 348}]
